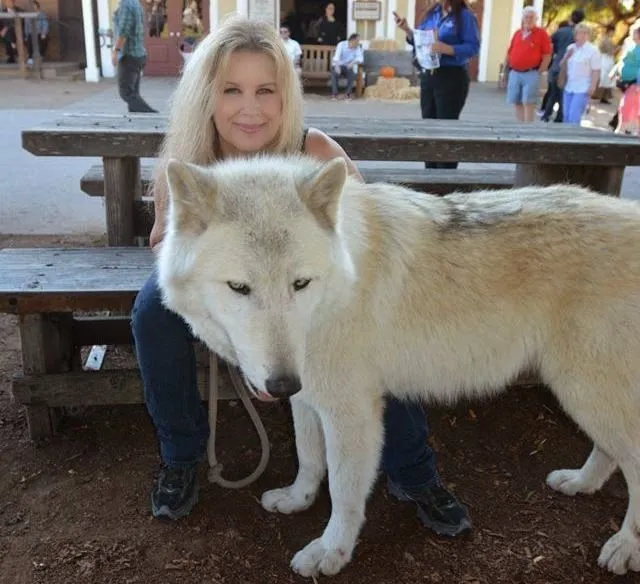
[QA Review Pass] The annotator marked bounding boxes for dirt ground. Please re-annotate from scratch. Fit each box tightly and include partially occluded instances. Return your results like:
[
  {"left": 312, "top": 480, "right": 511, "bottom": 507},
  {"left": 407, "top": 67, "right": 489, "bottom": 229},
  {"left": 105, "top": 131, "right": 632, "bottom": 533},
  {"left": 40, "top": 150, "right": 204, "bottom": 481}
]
[{"left": 0, "top": 235, "right": 638, "bottom": 584}]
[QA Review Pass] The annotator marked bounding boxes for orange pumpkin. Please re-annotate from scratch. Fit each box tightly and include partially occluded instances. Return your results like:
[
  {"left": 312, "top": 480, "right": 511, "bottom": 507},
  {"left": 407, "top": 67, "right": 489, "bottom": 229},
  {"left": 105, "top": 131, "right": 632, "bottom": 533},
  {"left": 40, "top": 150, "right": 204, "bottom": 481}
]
[{"left": 379, "top": 66, "right": 395, "bottom": 79}]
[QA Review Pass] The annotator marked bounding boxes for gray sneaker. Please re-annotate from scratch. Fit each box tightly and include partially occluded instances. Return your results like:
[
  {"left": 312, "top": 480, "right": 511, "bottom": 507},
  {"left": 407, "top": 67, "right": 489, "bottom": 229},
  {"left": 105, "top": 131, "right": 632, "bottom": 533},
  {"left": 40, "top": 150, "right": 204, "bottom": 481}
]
[
  {"left": 151, "top": 463, "right": 199, "bottom": 520},
  {"left": 387, "top": 477, "right": 472, "bottom": 537}
]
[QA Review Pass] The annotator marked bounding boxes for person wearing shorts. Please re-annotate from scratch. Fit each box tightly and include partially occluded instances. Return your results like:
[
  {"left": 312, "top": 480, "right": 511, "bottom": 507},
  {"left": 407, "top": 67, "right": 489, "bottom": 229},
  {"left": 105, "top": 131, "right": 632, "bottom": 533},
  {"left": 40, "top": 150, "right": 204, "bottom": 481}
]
[{"left": 504, "top": 6, "right": 551, "bottom": 122}]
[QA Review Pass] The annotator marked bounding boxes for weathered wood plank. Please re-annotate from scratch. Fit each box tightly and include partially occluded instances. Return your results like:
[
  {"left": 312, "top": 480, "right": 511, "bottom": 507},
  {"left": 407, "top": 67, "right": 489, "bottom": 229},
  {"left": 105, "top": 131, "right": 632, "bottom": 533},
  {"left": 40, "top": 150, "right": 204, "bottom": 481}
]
[
  {"left": 103, "top": 157, "right": 140, "bottom": 246},
  {"left": 0, "top": 248, "right": 153, "bottom": 314},
  {"left": 22, "top": 114, "right": 640, "bottom": 165},
  {"left": 12, "top": 367, "right": 237, "bottom": 406},
  {"left": 18, "top": 314, "right": 75, "bottom": 439},
  {"left": 81, "top": 162, "right": 516, "bottom": 197},
  {"left": 514, "top": 164, "right": 625, "bottom": 196}
]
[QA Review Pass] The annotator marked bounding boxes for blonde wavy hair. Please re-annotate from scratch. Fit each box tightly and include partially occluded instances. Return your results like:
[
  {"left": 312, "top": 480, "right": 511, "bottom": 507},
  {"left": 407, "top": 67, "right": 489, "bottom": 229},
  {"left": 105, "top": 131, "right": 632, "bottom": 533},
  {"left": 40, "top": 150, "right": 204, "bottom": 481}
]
[{"left": 153, "top": 15, "right": 304, "bottom": 200}]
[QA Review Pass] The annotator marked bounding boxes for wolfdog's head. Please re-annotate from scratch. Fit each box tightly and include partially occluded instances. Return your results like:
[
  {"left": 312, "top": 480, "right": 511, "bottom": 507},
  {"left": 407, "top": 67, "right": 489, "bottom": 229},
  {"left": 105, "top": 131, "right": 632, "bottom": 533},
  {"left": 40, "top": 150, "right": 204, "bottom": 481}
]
[{"left": 157, "top": 155, "right": 354, "bottom": 401}]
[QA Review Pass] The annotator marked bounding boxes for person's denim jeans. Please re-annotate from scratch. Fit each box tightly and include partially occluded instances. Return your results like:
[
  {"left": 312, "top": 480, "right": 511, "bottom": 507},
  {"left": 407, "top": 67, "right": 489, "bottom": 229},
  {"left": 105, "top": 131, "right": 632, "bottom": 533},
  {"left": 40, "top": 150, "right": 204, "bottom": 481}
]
[
  {"left": 132, "top": 271, "right": 439, "bottom": 490},
  {"left": 117, "top": 55, "right": 156, "bottom": 113},
  {"left": 562, "top": 90, "right": 590, "bottom": 125},
  {"left": 331, "top": 65, "right": 356, "bottom": 96}
]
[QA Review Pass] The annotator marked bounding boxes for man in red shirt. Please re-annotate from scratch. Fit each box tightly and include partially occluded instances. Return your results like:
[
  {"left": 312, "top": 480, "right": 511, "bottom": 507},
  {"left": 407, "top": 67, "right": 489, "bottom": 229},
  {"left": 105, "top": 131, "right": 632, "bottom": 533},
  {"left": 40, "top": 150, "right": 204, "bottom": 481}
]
[{"left": 504, "top": 7, "right": 552, "bottom": 122}]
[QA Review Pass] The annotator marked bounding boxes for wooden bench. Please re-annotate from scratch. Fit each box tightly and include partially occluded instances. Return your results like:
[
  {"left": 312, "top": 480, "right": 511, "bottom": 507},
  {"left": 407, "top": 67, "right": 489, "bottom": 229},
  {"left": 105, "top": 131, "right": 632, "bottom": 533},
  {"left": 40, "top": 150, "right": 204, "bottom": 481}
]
[
  {"left": 301, "top": 44, "right": 364, "bottom": 98},
  {"left": 80, "top": 161, "right": 517, "bottom": 213},
  {"left": 0, "top": 248, "right": 202, "bottom": 436},
  {"left": 0, "top": 248, "right": 270, "bottom": 487}
]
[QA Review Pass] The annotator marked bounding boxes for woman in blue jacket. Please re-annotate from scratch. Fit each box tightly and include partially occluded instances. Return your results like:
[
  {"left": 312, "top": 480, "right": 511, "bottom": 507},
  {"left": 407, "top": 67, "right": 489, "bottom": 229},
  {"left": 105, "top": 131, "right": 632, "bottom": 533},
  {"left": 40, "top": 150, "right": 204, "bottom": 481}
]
[{"left": 394, "top": 1, "right": 480, "bottom": 168}]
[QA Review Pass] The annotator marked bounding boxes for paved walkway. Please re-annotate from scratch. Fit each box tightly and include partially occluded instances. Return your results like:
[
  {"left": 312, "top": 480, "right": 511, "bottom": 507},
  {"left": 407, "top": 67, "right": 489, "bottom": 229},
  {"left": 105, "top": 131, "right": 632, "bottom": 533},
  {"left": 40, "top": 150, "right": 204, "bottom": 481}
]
[{"left": 0, "top": 77, "right": 638, "bottom": 235}]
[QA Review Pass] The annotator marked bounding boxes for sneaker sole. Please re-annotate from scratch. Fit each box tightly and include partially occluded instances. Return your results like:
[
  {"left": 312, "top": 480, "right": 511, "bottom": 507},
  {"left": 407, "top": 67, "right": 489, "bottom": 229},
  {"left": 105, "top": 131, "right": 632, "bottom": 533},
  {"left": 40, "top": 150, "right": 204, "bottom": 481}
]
[
  {"left": 387, "top": 479, "right": 472, "bottom": 537},
  {"left": 151, "top": 483, "right": 199, "bottom": 521}
]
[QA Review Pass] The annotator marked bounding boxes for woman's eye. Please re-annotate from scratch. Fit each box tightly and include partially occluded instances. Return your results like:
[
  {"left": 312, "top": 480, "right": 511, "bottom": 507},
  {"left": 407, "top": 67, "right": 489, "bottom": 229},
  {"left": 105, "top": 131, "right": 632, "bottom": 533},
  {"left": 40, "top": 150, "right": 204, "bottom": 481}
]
[
  {"left": 293, "top": 278, "right": 311, "bottom": 292},
  {"left": 227, "top": 281, "right": 251, "bottom": 296},
  {"left": 223, "top": 87, "right": 240, "bottom": 94},
  {"left": 257, "top": 88, "right": 274, "bottom": 95}
]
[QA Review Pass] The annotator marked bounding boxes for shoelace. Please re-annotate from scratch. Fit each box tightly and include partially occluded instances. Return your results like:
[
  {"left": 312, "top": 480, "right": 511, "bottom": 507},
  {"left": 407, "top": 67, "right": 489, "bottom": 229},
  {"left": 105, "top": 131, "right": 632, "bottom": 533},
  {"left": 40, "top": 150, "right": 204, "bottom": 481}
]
[{"left": 158, "top": 466, "right": 187, "bottom": 493}]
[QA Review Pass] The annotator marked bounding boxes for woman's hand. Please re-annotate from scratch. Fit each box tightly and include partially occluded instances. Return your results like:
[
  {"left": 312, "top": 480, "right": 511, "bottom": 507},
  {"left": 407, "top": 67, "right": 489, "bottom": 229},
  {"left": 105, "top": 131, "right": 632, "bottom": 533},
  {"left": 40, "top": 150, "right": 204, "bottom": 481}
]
[
  {"left": 392, "top": 11, "right": 411, "bottom": 34},
  {"left": 149, "top": 220, "right": 165, "bottom": 250},
  {"left": 561, "top": 47, "right": 574, "bottom": 66},
  {"left": 431, "top": 40, "right": 454, "bottom": 56}
]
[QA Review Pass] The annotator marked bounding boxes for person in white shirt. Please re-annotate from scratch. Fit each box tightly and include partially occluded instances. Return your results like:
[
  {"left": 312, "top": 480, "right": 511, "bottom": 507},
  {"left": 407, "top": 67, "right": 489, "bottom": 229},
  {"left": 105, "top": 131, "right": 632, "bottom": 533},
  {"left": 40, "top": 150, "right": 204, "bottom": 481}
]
[
  {"left": 331, "top": 33, "right": 363, "bottom": 99},
  {"left": 279, "top": 24, "right": 302, "bottom": 76},
  {"left": 560, "top": 22, "right": 600, "bottom": 125}
]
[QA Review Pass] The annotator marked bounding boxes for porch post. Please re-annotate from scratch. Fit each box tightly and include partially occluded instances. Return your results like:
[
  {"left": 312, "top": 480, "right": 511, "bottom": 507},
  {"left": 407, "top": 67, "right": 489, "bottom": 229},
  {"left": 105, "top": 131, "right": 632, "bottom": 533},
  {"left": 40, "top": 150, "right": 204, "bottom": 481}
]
[
  {"left": 386, "top": 0, "right": 397, "bottom": 39},
  {"left": 510, "top": 0, "right": 523, "bottom": 35},
  {"left": 81, "top": 0, "right": 100, "bottom": 81},
  {"left": 533, "top": 0, "right": 543, "bottom": 22},
  {"left": 97, "top": 0, "right": 114, "bottom": 78},
  {"left": 347, "top": 0, "right": 355, "bottom": 34},
  {"left": 477, "top": 0, "right": 493, "bottom": 82},
  {"left": 405, "top": 0, "right": 415, "bottom": 48}
]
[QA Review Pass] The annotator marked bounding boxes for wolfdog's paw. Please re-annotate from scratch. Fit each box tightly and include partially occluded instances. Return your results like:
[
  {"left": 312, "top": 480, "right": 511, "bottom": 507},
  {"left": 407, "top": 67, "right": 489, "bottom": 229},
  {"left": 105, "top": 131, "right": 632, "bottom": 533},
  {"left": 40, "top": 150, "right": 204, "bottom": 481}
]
[
  {"left": 290, "top": 537, "right": 351, "bottom": 577},
  {"left": 261, "top": 486, "right": 315, "bottom": 514},
  {"left": 597, "top": 530, "right": 640, "bottom": 574},
  {"left": 546, "top": 468, "right": 596, "bottom": 495}
]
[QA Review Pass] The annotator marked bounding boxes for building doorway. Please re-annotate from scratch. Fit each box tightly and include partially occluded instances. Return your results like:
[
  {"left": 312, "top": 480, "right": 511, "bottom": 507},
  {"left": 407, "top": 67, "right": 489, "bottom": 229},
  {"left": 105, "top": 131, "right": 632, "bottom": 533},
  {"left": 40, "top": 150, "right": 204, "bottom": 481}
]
[
  {"left": 281, "top": 0, "right": 347, "bottom": 45},
  {"left": 143, "top": 0, "right": 208, "bottom": 76}
]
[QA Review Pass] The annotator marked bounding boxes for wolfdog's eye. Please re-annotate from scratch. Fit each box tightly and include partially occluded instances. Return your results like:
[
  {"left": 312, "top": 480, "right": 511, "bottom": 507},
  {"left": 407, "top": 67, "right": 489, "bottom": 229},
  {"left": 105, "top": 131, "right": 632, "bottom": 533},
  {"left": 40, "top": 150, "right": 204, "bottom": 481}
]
[
  {"left": 293, "top": 279, "right": 311, "bottom": 292},
  {"left": 227, "top": 281, "right": 251, "bottom": 296}
]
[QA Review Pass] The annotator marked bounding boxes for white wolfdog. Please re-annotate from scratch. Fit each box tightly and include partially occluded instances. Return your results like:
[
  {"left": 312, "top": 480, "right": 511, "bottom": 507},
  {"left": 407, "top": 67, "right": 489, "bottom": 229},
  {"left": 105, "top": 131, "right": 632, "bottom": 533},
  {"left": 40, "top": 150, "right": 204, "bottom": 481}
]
[{"left": 157, "top": 154, "right": 640, "bottom": 578}]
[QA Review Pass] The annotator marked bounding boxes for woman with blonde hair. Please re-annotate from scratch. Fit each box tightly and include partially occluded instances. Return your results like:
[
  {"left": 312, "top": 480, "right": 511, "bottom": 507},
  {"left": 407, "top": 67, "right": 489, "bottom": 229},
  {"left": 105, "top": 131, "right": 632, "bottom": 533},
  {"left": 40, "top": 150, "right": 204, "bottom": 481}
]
[
  {"left": 132, "top": 15, "right": 470, "bottom": 535},
  {"left": 559, "top": 22, "right": 600, "bottom": 125}
]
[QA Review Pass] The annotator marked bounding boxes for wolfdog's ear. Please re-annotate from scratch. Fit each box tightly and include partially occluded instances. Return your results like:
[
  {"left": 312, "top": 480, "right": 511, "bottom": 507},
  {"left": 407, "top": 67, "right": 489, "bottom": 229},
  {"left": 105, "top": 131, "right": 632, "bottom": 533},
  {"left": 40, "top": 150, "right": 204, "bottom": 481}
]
[
  {"left": 166, "top": 159, "right": 217, "bottom": 235},
  {"left": 299, "top": 157, "right": 347, "bottom": 230}
]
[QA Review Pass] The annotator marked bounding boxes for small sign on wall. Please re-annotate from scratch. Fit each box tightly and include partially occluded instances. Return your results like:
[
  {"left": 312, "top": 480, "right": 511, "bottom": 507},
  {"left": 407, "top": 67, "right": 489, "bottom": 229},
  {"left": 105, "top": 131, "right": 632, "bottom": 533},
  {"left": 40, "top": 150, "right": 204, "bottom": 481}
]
[{"left": 352, "top": 1, "right": 382, "bottom": 21}]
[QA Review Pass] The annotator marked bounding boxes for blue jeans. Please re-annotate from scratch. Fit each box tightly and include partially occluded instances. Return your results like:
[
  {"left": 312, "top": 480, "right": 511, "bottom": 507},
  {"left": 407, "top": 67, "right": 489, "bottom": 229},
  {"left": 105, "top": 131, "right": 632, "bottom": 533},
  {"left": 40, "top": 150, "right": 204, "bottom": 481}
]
[
  {"left": 132, "top": 271, "right": 439, "bottom": 491},
  {"left": 562, "top": 90, "right": 589, "bottom": 125},
  {"left": 331, "top": 65, "right": 356, "bottom": 96}
]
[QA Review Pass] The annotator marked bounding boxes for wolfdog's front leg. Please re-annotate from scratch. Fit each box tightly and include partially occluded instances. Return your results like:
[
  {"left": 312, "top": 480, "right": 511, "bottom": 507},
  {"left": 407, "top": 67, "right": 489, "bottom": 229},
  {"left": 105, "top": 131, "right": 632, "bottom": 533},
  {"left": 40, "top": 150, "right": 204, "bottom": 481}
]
[
  {"left": 290, "top": 400, "right": 384, "bottom": 577},
  {"left": 261, "top": 398, "right": 326, "bottom": 514}
]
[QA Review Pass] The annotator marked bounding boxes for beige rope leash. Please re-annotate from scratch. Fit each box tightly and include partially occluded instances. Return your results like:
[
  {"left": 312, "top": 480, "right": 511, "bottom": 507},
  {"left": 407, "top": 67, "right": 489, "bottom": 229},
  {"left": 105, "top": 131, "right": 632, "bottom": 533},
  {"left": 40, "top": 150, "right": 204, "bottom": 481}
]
[{"left": 207, "top": 353, "right": 271, "bottom": 488}]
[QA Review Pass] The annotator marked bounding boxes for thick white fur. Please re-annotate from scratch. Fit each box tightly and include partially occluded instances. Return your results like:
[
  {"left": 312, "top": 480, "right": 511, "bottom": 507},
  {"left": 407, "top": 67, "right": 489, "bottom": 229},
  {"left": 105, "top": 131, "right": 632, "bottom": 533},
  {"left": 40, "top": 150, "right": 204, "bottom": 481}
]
[{"left": 157, "top": 154, "right": 640, "bottom": 578}]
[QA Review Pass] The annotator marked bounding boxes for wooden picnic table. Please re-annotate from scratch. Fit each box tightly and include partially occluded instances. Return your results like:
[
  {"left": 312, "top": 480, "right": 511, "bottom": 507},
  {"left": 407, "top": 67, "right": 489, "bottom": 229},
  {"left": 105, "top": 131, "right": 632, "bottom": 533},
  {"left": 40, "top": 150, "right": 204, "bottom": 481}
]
[{"left": 22, "top": 113, "right": 640, "bottom": 246}]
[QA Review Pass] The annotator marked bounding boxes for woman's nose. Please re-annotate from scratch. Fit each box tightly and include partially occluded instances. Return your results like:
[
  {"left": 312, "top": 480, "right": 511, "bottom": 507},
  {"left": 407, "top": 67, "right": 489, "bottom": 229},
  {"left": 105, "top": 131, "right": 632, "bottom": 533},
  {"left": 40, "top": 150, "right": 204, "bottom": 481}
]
[{"left": 241, "top": 93, "right": 260, "bottom": 112}]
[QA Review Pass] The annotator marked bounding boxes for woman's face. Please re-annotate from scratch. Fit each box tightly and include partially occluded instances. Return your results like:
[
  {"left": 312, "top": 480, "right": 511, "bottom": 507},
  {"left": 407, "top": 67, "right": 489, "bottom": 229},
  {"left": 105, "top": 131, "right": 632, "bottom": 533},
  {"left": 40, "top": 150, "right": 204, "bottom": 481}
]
[
  {"left": 214, "top": 50, "right": 284, "bottom": 156},
  {"left": 574, "top": 28, "right": 589, "bottom": 45},
  {"left": 325, "top": 3, "right": 335, "bottom": 17}
]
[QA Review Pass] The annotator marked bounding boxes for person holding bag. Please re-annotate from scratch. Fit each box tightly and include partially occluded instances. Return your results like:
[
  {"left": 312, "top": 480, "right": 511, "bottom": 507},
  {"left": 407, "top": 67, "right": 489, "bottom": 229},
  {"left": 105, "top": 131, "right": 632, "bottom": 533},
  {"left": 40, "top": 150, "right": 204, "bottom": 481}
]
[{"left": 393, "top": 1, "right": 480, "bottom": 169}]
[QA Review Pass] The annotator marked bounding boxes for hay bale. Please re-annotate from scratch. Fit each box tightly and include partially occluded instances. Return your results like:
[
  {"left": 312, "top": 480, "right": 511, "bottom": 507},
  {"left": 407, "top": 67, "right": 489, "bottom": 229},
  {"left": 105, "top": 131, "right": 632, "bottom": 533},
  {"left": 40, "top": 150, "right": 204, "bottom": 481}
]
[{"left": 364, "top": 76, "right": 419, "bottom": 101}]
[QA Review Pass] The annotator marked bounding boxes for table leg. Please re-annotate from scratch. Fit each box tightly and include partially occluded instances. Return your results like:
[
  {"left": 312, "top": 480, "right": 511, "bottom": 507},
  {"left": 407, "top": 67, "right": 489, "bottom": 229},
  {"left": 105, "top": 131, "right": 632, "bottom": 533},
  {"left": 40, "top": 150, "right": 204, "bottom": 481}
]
[
  {"left": 514, "top": 164, "right": 625, "bottom": 196},
  {"left": 14, "top": 16, "right": 26, "bottom": 78},
  {"left": 103, "top": 157, "right": 141, "bottom": 246},
  {"left": 18, "top": 314, "right": 75, "bottom": 440},
  {"left": 30, "top": 25, "right": 42, "bottom": 79}
]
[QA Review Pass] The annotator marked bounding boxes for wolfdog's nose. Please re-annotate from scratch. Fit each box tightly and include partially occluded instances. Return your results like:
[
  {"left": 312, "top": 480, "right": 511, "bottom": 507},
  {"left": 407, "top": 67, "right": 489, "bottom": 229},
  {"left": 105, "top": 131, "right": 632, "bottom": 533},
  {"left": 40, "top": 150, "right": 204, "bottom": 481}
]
[{"left": 265, "top": 376, "right": 302, "bottom": 398}]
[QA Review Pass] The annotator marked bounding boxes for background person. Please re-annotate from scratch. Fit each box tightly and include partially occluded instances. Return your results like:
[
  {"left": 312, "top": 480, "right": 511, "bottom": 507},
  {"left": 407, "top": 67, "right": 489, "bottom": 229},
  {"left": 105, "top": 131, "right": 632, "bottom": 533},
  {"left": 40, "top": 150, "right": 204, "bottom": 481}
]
[
  {"left": 280, "top": 23, "right": 302, "bottom": 76},
  {"left": 542, "top": 8, "right": 585, "bottom": 123},
  {"left": 393, "top": 0, "right": 480, "bottom": 169},
  {"left": 330, "top": 32, "right": 363, "bottom": 100},
  {"left": 560, "top": 22, "right": 600, "bottom": 125},
  {"left": 504, "top": 6, "right": 551, "bottom": 122}
]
